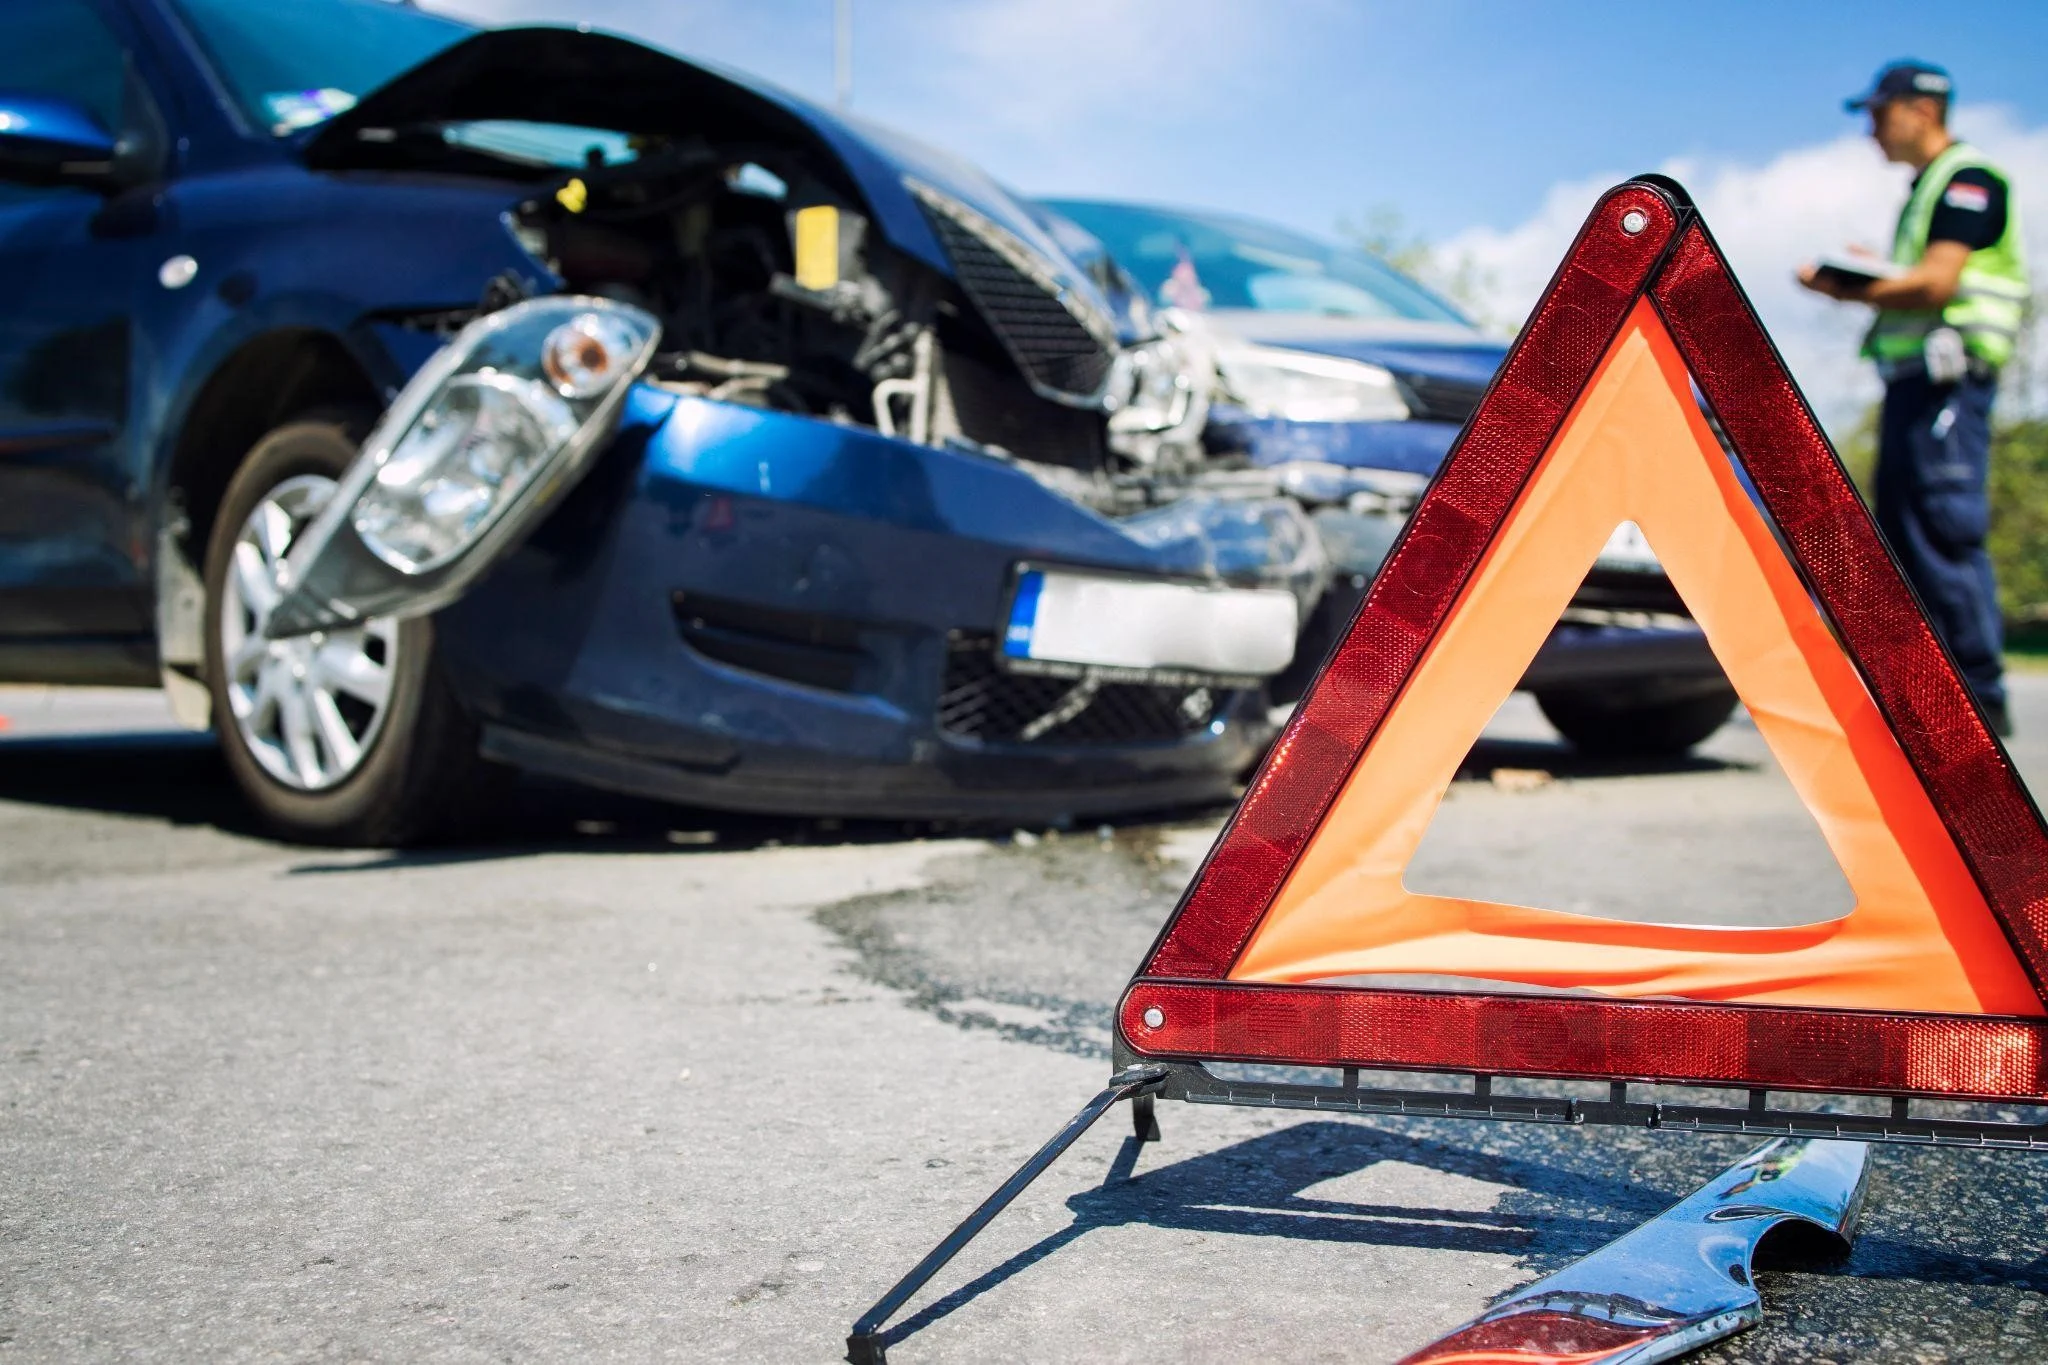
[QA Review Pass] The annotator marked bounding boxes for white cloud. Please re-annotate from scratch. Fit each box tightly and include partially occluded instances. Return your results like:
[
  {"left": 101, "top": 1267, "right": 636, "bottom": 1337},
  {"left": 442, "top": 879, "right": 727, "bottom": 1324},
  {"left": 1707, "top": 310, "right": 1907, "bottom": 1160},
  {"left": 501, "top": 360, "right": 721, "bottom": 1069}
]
[
  {"left": 909, "top": 0, "right": 1306, "bottom": 140},
  {"left": 431, "top": 0, "right": 1293, "bottom": 129},
  {"left": 1436, "top": 107, "right": 2048, "bottom": 430}
]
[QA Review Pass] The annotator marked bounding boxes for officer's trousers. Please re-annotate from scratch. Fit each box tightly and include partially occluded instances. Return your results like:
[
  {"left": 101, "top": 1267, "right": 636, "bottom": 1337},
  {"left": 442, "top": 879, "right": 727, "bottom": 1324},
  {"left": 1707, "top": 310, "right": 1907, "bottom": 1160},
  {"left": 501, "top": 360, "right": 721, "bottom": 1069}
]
[{"left": 1874, "top": 371, "right": 2005, "bottom": 708}]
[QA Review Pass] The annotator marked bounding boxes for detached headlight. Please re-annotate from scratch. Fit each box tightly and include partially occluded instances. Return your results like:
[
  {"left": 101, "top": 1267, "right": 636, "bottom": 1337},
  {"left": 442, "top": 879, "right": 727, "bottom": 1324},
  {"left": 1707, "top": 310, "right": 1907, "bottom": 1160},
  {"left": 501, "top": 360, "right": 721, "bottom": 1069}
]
[
  {"left": 265, "top": 296, "right": 659, "bottom": 636},
  {"left": 1216, "top": 345, "right": 1410, "bottom": 423}
]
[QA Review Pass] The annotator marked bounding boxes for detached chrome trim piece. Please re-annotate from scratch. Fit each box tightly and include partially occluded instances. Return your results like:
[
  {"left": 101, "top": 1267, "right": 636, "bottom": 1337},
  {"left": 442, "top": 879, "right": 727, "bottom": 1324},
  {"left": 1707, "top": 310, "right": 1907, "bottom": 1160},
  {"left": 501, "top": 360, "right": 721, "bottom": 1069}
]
[{"left": 1399, "top": 1136, "right": 1868, "bottom": 1365}]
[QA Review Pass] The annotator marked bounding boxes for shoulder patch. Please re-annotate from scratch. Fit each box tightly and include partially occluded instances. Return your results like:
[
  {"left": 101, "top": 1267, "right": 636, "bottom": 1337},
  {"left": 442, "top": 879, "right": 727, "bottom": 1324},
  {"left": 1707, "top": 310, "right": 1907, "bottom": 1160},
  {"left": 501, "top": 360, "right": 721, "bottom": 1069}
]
[{"left": 1944, "top": 181, "right": 1991, "bottom": 212}]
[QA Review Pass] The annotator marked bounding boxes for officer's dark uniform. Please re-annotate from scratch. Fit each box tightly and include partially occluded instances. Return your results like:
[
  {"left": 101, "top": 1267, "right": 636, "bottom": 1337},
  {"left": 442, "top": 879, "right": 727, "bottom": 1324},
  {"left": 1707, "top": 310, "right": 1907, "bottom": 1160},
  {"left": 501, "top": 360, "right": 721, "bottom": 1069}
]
[{"left": 1850, "top": 63, "right": 2029, "bottom": 733}]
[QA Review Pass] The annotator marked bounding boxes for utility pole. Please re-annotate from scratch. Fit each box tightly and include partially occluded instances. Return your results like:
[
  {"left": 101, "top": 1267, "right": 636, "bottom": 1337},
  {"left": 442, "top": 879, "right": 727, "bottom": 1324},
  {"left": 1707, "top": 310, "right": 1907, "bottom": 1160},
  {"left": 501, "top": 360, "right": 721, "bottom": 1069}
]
[{"left": 834, "top": 0, "right": 853, "bottom": 112}]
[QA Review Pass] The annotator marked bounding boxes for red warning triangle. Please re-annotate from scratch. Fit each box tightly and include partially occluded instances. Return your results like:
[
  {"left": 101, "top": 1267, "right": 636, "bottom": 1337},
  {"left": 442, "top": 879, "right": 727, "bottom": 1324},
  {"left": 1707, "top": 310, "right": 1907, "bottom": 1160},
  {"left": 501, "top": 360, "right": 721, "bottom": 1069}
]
[{"left": 1120, "top": 178, "right": 2048, "bottom": 1102}]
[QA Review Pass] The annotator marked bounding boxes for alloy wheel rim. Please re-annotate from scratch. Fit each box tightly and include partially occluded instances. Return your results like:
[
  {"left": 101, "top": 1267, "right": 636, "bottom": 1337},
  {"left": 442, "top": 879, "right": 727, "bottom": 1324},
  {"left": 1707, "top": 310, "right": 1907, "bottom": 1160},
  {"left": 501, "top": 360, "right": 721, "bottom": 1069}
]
[{"left": 218, "top": 474, "right": 401, "bottom": 791}]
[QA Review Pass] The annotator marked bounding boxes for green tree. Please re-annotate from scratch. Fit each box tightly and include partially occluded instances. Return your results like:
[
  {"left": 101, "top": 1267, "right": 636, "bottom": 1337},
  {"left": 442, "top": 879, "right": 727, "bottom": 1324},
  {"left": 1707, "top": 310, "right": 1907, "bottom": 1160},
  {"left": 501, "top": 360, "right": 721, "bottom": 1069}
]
[
  {"left": 1335, "top": 204, "right": 1502, "bottom": 328},
  {"left": 1993, "top": 289, "right": 2048, "bottom": 639},
  {"left": 1990, "top": 417, "right": 2048, "bottom": 625},
  {"left": 1336, "top": 205, "right": 1434, "bottom": 277}
]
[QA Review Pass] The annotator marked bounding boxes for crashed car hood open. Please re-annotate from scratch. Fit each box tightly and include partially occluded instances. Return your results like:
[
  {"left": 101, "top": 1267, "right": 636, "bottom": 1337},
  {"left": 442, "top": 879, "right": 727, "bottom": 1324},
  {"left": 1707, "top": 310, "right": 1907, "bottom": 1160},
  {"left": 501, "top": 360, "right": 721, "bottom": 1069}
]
[{"left": 301, "top": 26, "right": 1111, "bottom": 320}]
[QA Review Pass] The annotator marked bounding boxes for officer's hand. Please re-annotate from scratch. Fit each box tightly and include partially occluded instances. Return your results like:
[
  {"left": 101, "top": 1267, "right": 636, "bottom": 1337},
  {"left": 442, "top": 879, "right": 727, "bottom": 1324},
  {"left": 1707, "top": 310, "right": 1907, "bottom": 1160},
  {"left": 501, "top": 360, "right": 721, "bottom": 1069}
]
[{"left": 1797, "top": 263, "right": 1843, "bottom": 299}]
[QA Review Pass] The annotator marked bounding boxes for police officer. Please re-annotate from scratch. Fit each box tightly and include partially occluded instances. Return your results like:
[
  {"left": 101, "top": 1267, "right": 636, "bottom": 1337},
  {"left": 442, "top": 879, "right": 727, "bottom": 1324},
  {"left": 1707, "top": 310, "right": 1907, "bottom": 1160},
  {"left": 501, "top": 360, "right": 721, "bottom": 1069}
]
[{"left": 1800, "top": 60, "right": 2028, "bottom": 737}]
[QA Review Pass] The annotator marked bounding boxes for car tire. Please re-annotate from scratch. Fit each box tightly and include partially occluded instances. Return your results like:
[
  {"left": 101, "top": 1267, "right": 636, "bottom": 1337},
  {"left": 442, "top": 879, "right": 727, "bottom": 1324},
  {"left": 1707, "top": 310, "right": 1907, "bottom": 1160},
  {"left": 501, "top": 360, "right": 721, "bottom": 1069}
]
[
  {"left": 1535, "top": 686, "right": 1740, "bottom": 758},
  {"left": 202, "top": 409, "right": 501, "bottom": 845}
]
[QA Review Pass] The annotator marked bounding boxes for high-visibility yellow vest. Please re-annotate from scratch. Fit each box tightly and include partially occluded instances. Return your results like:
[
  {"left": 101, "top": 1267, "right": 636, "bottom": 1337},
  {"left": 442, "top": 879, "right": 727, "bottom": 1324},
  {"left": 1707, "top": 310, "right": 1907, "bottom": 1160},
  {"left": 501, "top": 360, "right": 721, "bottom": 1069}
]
[{"left": 1863, "top": 141, "right": 2030, "bottom": 370}]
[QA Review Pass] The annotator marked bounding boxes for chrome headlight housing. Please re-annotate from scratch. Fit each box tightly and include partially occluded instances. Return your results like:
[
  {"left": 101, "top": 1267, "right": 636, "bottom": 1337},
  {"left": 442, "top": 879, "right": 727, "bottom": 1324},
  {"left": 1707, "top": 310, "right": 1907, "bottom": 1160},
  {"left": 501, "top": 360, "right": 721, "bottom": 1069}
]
[
  {"left": 266, "top": 296, "right": 659, "bottom": 636},
  {"left": 351, "top": 369, "right": 579, "bottom": 573},
  {"left": 1106, "top": 309, "right": 1214, "bottom": 464},
  {"left": 1215, "top": 344, "right": 1411, "bottom": 423}
]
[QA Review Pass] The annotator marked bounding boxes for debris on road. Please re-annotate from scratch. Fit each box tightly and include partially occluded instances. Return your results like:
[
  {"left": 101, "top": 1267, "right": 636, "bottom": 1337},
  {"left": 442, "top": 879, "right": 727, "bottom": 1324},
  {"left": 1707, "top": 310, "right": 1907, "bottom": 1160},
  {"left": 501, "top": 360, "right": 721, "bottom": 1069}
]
[{"left": 1490, "top": 767, "right": 1555, "bottom": 793}]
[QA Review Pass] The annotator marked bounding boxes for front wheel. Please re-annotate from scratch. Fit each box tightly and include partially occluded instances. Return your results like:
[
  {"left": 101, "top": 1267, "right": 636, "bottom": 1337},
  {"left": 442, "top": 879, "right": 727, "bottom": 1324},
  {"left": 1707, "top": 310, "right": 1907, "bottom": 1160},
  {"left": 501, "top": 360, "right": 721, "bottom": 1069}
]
[
  {"left": 202, "top": 411, "right": 500, "bottom": 845},
  {"left": 1535, "top": 686, "right": 1739, "bottom": 758}
]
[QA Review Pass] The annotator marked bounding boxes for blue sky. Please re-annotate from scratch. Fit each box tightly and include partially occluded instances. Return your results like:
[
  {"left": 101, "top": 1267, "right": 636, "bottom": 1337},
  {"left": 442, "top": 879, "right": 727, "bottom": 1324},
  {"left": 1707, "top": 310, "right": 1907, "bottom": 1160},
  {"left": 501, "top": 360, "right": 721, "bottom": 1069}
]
[{"left": 445, "top": 0, "right": 2047, "bottom": 240}]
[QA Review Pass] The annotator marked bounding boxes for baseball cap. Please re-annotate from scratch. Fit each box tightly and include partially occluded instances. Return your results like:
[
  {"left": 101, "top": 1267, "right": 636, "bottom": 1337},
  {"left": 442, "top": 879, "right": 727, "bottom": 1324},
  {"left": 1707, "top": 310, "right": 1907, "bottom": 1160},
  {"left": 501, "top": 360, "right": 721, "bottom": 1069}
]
[{"left": 1846, "top": 60, "right": 1953, "bottom": 111}]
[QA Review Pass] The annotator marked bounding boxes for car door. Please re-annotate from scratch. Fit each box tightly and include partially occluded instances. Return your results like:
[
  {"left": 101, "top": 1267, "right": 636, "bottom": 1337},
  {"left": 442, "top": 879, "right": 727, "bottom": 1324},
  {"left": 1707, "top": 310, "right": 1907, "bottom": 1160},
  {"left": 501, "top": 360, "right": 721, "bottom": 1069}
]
[{"left": 0, "top": 0, "right": 166, "bottom": 672}]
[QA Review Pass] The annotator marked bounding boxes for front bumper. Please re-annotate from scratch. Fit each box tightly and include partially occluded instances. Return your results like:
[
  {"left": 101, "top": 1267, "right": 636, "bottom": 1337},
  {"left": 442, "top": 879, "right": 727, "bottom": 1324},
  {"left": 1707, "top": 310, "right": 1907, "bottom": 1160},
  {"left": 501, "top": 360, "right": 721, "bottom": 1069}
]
[{"left": 432, "top": 386, "right": 1275, "bottom": 820}]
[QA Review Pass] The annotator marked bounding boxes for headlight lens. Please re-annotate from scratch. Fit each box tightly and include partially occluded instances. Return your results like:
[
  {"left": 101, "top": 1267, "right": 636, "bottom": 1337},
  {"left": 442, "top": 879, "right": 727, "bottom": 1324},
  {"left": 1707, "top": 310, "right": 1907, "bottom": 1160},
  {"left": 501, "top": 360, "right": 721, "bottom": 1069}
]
[
  {"left": 1215, "top": 345, "right": 1411, "bottom": 423},
  {"left": 346, "top": 297, "right": 659, "bottom": 574},
  {"left": 1106, "top": 310, "right": 1214, "bottom": 463},
  {"left": 352, "top": 372, "right": 577, "bottom": 572}
]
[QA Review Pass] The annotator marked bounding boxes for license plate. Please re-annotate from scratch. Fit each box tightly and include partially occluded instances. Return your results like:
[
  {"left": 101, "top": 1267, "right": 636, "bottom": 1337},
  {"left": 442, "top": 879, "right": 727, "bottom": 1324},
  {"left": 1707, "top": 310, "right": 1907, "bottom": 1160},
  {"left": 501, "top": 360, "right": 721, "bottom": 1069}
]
[
  {"left": 1002, "top": 567, "right": 1298, "bottom": 682},
  {"left": 1596, "top": 519, "right": 1662, "bottom": 572}
]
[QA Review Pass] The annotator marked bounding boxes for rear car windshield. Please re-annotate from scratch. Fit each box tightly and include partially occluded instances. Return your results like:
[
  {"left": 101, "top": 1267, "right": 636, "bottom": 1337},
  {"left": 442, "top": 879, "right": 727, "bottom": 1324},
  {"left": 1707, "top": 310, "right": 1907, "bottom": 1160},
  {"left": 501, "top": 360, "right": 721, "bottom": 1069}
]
[
  {"left": 1044, "top": 199, "right": 1469, "bottom": 325},
  {"left": 172, "top": 0, "right": 472, "bottom": 135}
]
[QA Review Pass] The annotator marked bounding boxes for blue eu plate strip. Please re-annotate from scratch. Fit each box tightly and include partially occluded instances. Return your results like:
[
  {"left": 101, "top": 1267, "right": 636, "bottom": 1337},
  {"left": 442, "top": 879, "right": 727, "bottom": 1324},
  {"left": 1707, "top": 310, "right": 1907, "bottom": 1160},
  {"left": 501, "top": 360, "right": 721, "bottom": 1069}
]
[{"left": 1004, "top": 571, "right": 1044, "bottom": 658}]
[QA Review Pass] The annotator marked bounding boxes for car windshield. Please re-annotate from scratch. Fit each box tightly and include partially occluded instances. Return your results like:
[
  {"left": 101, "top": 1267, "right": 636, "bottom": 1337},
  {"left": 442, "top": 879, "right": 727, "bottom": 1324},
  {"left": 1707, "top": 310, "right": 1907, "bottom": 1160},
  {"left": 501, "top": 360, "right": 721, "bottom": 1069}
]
[
  {"left": 172, "top": 0, "right": 473, "bottom": 136},
  {"left": 1043, "top": 200, "right": 1469, "bottom": 325},
  {"left": 172, "top": 0, "right": 640, "bottom": 167}
]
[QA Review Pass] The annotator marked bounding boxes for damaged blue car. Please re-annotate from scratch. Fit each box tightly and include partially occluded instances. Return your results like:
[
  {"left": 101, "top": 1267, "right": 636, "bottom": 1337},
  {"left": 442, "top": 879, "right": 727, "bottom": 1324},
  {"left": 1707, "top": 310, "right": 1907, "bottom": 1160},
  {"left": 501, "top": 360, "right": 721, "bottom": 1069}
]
[{"left": 1, "top": 0, "right": 1324, "bottom": 843}]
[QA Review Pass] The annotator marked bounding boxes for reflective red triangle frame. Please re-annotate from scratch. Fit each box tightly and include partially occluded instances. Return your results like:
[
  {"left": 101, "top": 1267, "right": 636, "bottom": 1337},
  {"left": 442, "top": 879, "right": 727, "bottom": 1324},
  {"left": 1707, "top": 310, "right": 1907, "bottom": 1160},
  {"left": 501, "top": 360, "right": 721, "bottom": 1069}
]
[{"left": 1119, "top": 177, "right": 2048, "bottom": 1102}]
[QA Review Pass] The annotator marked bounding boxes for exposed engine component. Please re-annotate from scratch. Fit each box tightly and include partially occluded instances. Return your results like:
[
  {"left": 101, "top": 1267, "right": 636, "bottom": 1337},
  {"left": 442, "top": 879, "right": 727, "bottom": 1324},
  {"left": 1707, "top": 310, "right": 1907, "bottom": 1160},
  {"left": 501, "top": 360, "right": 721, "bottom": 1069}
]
[
  {"left": 871, "top": 329, "right": 935, "bottom": 443},
  {"left": 507, "top": 149, "right": 1114, "bottom": 467},
  {"left": 504, "top": 141, "right": 1214, "bottom": 497},
  {"left": 652, "top": 351, "right": 792, "bottom": 406}
]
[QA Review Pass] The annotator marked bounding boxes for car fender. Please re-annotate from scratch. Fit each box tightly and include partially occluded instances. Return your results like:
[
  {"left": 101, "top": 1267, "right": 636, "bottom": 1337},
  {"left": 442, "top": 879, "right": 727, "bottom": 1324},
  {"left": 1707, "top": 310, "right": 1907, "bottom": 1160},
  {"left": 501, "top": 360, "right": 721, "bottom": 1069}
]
[
  {"left": 139, "top": 170, "right": 546, "bottom": 714},
  {"left": 142, "top": 168, "right": 546, "bottom": 518}
]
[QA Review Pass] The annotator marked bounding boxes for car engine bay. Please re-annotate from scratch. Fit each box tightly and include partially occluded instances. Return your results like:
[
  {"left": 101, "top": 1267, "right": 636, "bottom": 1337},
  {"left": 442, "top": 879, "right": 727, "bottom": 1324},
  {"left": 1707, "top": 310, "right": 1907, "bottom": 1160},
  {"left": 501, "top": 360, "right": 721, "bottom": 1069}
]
[{"left": 507, "top": 146, "right": 1142, "bottom": 473}]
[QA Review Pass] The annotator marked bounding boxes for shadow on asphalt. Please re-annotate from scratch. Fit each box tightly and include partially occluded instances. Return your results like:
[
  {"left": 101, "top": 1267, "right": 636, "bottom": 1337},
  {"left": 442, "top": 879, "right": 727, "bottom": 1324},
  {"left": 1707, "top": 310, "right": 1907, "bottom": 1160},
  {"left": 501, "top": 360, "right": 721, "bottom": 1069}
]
[
  {"left": 1814, "top": 1233, "right": 2048, "bottom": 1292},
  {"left": 0, "top": 731, "right": 265, "bottom": 835},
  {"left": 0, "top": 729, "right": 1220, "bottom": 866},
  {"left": 1456, "top": 733, "right": 1751, "bottom": 782},
  {"left": 0, "top": 724, "right": 1749, "bottom": 868},
  {"left": 0, "top": 729, "right": 960, "bottom": 861},
  {"left": 878, "top": 1118, "right": 1677, "bottom": 1353}
]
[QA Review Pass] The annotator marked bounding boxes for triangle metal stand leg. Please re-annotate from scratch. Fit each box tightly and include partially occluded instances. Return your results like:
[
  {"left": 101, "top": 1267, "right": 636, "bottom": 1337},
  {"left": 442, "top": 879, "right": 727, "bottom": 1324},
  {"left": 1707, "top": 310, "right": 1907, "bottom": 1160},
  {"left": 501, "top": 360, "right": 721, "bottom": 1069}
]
[
  {"left": 846, "top": 1065, "right": 1167, "bottom": 1364},
  {"left": 1131, "top": 1090, "right": 1160, "bottom": 1143}
]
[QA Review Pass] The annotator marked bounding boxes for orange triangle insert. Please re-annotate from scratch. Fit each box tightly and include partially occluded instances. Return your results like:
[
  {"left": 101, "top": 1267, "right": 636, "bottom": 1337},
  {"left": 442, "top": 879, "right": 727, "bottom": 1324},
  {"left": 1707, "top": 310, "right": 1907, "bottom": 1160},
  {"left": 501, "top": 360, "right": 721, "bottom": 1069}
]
[{"left": 1120, "top": 178, "right": 2048, "bottom": 1102}]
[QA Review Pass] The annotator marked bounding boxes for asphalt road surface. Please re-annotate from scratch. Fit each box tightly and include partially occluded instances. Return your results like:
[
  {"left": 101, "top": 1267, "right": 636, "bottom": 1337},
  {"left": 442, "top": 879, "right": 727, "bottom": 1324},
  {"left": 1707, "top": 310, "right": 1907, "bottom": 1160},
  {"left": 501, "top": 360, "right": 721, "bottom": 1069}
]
[{"left": 4, "top": 679, "right": 2047, "bottom": 1362}]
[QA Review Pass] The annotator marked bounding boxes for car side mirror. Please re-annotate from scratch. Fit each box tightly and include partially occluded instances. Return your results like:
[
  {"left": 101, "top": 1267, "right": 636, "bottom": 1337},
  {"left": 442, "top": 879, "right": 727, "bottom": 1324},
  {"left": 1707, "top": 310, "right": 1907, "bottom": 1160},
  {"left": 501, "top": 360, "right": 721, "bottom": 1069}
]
[{"left": 0, "top": 91, "right": 125, "bottom": 191}]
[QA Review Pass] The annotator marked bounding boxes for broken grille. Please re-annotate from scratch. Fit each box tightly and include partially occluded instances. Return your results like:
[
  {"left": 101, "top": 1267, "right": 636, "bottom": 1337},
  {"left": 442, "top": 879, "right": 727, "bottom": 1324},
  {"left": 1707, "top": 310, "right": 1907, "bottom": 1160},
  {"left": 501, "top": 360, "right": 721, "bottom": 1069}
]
[
  {"left": 937, "top": 633, "right": 1226, "bottom": 746},
  {"left": 909, "top": 180, "right": 1117, "bottom": 400}
]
